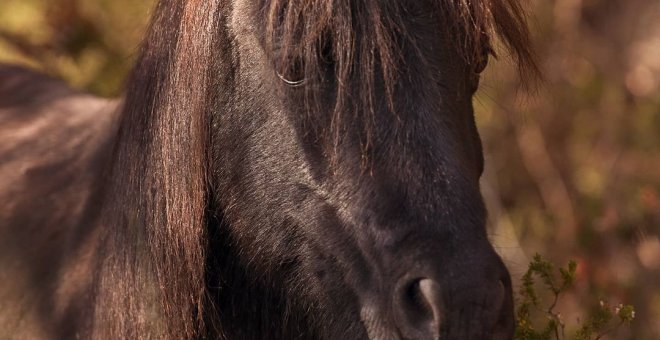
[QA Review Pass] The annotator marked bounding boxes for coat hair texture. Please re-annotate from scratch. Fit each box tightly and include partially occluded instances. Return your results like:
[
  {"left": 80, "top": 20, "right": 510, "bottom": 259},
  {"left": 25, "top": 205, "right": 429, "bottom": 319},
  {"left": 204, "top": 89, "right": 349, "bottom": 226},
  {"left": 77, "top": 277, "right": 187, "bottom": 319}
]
[
  {"left": 0, "top": 0, "right": 535, "bottom": 339},
  {"left": 265, "top": 0, "right": 535, "bottom": 151},
  {"left": 97, "top": 0, "right": 533, "bottom": 338}
]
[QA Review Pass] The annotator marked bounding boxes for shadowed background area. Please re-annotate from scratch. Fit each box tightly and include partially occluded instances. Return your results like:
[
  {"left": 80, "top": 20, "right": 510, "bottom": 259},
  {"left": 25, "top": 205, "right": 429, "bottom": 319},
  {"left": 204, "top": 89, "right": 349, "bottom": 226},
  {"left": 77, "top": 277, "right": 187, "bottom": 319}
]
[{"left": 0, "top": 0, "right": 658, "bottom": 338}]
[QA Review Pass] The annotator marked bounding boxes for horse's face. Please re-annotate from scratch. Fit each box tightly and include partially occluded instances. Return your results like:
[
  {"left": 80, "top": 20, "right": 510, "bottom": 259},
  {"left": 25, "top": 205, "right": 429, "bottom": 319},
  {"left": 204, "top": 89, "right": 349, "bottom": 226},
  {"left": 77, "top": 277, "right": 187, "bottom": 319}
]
[{"left": 212, "top": 0, "right": 513, "bottom": 338}]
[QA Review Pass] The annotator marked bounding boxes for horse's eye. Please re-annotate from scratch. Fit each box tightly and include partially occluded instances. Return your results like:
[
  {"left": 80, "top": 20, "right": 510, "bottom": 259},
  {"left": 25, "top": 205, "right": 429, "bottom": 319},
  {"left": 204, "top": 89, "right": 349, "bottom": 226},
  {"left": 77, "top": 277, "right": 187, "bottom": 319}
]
[
  {"left": 274, "top": 37, "right": 333, "bottom": 88},
  {"left": 276, "top": 55, "right": 306, "bottom": 87}
]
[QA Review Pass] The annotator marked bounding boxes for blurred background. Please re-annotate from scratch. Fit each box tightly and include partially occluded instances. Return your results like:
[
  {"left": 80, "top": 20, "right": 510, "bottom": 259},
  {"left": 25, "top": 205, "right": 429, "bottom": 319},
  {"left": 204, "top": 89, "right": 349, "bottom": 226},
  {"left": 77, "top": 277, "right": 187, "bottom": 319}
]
[{"left": 0, "top": 0, "right": 658, "bottom": 338}]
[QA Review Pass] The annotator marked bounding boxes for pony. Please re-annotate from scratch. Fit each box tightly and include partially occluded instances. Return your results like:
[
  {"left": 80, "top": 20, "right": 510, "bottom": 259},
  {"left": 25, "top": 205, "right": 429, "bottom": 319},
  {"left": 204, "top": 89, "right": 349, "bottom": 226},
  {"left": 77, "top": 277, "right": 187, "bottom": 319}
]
[{"left": 0, "top": 0, "right": 535, "bottom": 338}]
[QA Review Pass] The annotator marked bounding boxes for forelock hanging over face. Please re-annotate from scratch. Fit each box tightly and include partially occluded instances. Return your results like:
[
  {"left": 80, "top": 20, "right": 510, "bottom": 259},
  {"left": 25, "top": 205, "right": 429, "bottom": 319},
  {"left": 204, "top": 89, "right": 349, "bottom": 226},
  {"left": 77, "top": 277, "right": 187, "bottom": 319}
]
[
  {"left": 261, "top": 0, "right": 536, "bottom": 152},
  {"left": 263, "top": 0, "right": 536, "bottom": 93}
]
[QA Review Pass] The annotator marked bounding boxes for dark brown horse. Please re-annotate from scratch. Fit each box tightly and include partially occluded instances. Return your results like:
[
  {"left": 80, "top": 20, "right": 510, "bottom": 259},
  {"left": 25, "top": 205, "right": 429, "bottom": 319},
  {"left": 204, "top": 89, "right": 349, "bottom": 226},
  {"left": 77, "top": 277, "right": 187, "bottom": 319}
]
[{"left": 0, "top": 0, "right": 535, "bottom": 339}]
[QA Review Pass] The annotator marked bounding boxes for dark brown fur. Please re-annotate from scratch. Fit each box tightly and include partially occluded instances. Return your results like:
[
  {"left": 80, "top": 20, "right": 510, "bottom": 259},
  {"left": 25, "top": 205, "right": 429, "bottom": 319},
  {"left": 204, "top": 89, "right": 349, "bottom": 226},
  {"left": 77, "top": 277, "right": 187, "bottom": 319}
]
[
  {"left": 266, "top": 0, "right": 535, "bottom": 152},
  {"left": 0, "top": 1, "right": 535, "bottom": 339},
  {"left": 0, "top": 65, "right": 118, "bottom": 338}
]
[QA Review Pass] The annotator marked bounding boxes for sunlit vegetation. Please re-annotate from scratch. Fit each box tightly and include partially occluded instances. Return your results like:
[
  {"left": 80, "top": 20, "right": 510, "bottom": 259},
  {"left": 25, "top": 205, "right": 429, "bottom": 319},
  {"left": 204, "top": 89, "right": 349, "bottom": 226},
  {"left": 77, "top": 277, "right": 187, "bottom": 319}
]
[{"left": 515, "top": 254, "right": 634, "bottom": 339}]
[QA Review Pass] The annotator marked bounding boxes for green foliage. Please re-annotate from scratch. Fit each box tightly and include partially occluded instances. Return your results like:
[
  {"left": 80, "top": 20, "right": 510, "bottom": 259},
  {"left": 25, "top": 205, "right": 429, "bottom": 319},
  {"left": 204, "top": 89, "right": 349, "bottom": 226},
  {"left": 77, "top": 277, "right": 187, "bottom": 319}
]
[{"left": 515, "top": 254, "right": 635, "bottom": 340}]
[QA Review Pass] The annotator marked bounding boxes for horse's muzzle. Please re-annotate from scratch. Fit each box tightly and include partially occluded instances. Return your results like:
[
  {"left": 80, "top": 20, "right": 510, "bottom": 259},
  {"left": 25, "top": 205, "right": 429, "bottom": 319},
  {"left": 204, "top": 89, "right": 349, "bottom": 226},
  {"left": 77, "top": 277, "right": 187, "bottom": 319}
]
[{"left": 390, "top": 251, "right": 514, "bottom": 340}]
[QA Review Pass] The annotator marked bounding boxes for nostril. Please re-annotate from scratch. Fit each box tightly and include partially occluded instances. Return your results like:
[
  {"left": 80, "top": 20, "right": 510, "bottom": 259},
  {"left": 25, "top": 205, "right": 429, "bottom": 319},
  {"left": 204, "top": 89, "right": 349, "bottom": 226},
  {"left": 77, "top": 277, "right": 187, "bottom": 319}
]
[
  {"left": 404, "top": 279, "right": 433, "bottom": 319},
  {"left": 417, "top": 279, "right": 443, "bottom": 326},
  {"left": 395, "top": 278, "right": 443, "bottom": 339}
]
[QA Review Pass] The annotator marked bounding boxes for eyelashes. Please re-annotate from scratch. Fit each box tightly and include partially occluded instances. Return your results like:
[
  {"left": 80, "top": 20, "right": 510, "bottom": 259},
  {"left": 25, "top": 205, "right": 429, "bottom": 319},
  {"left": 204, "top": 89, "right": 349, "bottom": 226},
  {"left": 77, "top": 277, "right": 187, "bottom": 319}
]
[{"left": 272, "top": 37, "right": 334, "bottom": 88}]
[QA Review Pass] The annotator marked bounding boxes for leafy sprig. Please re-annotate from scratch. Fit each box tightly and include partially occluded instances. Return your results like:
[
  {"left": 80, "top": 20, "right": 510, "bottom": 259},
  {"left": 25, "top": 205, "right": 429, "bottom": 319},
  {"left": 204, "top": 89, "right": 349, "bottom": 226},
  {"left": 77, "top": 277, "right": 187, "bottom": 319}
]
[{"left": 514, "top": 254, "right": 635, "bottom": 340}]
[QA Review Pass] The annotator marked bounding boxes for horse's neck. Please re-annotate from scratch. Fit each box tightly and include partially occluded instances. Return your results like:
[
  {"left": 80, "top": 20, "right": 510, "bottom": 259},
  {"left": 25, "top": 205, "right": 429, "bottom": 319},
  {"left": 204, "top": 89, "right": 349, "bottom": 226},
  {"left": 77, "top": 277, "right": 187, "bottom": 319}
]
[{"left": 0, "top": 63, "right": 120, "bottom": 339}]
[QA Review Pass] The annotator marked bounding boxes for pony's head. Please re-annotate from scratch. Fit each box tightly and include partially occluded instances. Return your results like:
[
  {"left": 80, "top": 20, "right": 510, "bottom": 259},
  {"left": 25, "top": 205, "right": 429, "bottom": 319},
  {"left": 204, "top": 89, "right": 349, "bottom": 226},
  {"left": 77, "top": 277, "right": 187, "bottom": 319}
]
[{"left": 99, "top": 0, "right": 535, "bottom": 339}]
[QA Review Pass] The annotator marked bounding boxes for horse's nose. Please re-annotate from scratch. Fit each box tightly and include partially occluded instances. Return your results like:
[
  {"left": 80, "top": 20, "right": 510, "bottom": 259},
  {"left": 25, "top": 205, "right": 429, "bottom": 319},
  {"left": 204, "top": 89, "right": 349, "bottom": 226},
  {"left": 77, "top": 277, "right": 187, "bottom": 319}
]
[
  {"left": 392, "top": 262, "right": 514, "bottom": 339},
  {"left": 393, "top": 277, "right": 444, "bottom": 339}
]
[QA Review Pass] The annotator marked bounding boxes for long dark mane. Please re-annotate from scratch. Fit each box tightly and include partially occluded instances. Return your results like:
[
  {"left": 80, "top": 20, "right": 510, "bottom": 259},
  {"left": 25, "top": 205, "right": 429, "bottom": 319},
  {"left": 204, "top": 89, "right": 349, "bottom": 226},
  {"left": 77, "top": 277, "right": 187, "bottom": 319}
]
[
  {"left": 95, "top": 0, "right": 221, "bottom": 338},
  {"left": 94, "top": 0, "right": 535, "bottom": 338}
]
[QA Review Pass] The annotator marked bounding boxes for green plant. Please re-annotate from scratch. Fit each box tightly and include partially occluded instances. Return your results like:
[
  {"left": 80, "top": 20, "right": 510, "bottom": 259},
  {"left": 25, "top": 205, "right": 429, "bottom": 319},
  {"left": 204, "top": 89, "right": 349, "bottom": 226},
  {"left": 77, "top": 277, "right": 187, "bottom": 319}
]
[{"left": 515, "top": 254, "right": 635, "bottom": 340}]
